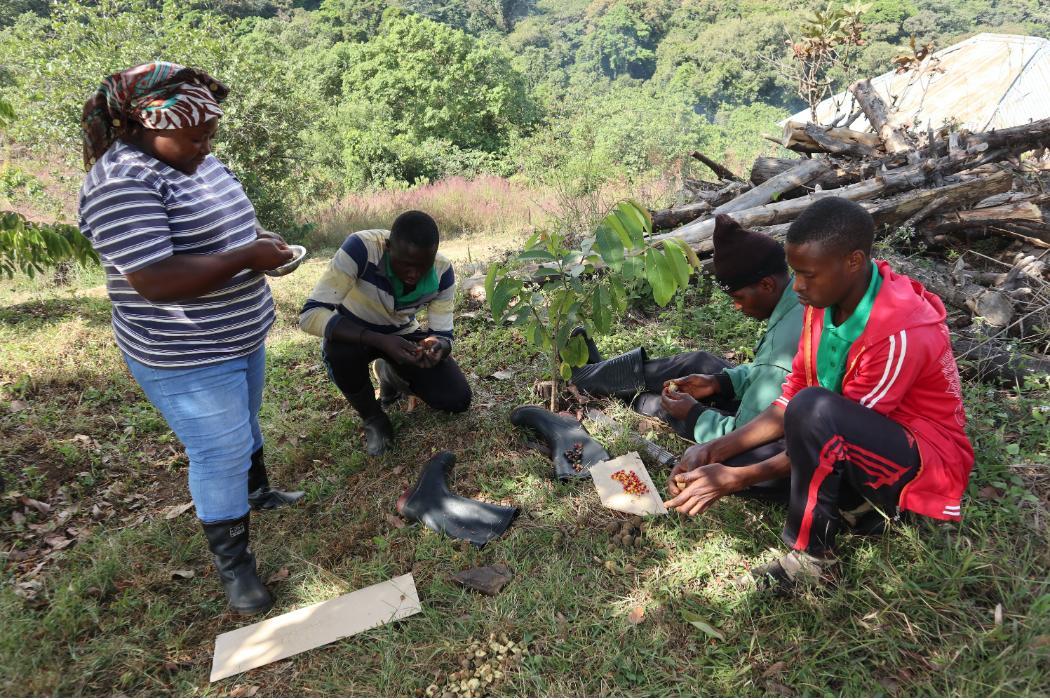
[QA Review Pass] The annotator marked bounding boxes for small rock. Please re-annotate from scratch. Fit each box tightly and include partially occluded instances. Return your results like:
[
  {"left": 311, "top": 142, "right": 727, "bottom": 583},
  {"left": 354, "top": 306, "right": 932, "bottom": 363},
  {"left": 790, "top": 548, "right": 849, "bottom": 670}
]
[{"left": 451, "top": 564, "right": 514, "bottom": 596}]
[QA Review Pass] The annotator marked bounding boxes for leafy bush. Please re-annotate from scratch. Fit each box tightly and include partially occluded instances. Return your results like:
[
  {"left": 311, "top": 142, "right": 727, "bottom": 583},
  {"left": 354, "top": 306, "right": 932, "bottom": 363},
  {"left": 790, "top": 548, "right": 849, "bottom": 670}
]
[
  {"left": 0, "top": 211, "right": 97, "bottom": 278},
  {"left": 332, "top": 12, "right": 538, "bottom": 189}
]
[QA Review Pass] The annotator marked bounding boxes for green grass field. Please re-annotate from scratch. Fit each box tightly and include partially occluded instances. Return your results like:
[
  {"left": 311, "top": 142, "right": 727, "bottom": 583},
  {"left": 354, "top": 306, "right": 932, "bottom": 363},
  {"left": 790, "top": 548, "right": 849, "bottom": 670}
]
[{"left": 1, "top": 255, "right": 1048, "bottom": 696}]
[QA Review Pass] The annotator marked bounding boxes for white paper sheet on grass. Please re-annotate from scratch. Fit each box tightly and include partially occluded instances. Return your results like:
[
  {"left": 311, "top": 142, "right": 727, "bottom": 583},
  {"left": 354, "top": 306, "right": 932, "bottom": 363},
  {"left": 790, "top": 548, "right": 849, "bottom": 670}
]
[
  {"left": 589, "top": 452, "right": 668, "bottom": 516},
  {"left": 210, "top": 573, "right": 422, "bottom": 682}
]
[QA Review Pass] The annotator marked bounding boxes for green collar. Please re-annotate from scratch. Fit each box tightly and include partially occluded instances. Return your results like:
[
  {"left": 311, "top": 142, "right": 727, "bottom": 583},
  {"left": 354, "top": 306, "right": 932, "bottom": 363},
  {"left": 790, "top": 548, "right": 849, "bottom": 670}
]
[
  {"left": 383, "top": 252, "right": 438, "bottom": 306},
  {"left": 816, "top": 261, "right": 882, "bottom": 392}
]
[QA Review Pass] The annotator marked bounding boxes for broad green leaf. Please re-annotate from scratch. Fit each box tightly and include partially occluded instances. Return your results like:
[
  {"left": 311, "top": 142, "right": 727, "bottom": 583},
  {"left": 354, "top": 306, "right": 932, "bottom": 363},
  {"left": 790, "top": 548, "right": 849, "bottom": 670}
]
[
  {"left": 554, "top": 320, "right": 574, "bottom": 352},
  {"left": 615, "top": 200, "right": 650, "bottom": 247},
  {"left": 680, "top": 610, "right": 726, "bottom": 641},
  {"left": 609, "top": 277, "right": 628, "bottom": 313},
  {"left": 592, "top": 285, "right": 611, "bottom": 334},
  {"left": 595, "top": 223, "right": 625, "bottom": 266},
  {"left": 516, "top": 249, "right": 557, "bottom": 262},
  {"left": 605, "top": 212, "right": 636, "bottom": 249},
  {"left": 645, "top": 248, "right": 675, "bottom": 307},
  {"left": 562, "top": 334, "right": 589, "bottom": 367},
  {"left": 668, "top": 237, "right": 702, "bottom": 270},
  {"left": 662, "top": 239, "right": 692, "bottom": 288},
  {"left": 559, "top": 361, "right": 572, "bottom": 381},
  {"left": 622, "top": 255, "right": 644, "bottom": 281},
  {"left": 484, "top": 263, "right": 499, "bottom": 302},
  {"left": 490, "top": 277, "right": 520, "bottom": 319}
]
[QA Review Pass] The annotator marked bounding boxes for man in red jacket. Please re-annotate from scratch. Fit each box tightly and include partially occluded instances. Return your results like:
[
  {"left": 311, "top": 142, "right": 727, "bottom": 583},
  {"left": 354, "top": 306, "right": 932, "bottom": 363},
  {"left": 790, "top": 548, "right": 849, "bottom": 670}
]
[{"left": 664, "top": 196, "right": 974, "bottom": 591}]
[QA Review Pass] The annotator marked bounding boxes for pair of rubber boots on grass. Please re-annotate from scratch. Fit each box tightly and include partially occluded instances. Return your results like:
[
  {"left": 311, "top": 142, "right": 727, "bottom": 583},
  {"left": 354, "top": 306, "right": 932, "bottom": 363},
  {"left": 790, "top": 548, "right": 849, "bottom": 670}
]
[
  {"left": 201, "top": 448, "right": 304, "bottom": 616},
  {"left": 346, "top": 359, "right": 410, "bottom": 456}
]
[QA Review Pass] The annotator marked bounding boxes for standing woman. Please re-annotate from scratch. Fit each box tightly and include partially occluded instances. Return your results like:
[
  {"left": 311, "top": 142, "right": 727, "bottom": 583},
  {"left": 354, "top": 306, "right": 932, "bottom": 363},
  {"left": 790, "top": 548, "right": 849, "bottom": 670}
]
[{"left": 78, "top": 63, "right": 303, "bottom": 615}]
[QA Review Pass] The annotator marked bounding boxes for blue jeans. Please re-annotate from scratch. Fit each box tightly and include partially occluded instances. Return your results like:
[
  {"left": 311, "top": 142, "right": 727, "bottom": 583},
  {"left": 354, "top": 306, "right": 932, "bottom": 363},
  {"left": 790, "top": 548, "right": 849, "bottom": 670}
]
[{"left": 123, "top": 346, "right": 266, "bottom": 523}]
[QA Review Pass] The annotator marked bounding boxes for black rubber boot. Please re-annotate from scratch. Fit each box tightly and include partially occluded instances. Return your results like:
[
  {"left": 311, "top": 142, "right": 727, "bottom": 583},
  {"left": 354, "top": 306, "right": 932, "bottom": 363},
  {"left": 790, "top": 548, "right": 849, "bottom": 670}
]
[
  {"left": 396, "top": 451, "right": 518, "bottom": 547},
  {"left": 201, "top": 514, "right": 273, "bottom": 616},
  {"left": 374, "top": 359, "right": 410, "bottom": 408},
  {"left": 570, "top": 347, "right": 647, "bottom": 398},
  {"left": 247, "top": 449, "right": 305, "bottom": 511},
  {"left": 509, "top": 405, "right": 610, "bottom": 479},
  {"left": 346, "top": 387, "right": 394, "bottom": 456},
  {"left": 569, "top": 326, "right": 603, "bottom": 364}
]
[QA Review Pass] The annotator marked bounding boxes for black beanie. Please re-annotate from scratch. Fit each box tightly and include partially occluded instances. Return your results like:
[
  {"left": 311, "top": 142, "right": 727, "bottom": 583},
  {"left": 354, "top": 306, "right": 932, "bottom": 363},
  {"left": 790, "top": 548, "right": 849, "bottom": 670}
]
[{"left": 712, "top": 214, "right": 787, "bottom": 292}]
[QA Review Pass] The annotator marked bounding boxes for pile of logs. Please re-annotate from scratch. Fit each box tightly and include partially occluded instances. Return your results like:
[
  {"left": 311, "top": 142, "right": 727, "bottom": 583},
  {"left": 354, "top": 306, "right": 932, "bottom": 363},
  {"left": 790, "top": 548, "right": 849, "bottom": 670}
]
[{"left": 650, "top": 80, "right": 1050, "bottom": 383}]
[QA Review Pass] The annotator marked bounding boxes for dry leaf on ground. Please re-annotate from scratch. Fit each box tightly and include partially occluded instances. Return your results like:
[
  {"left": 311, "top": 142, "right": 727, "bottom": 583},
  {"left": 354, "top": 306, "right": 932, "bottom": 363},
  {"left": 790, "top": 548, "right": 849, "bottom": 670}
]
[
  {"left": 266, "top": 567, "right": 290, "bottom": 585},
  {"left": 627, "top": 606, "right": 645, "bottom": 625},
  {"left": 163, "top": 502, "right": 194, "bottom": 520},
  {"left": 170, "top": 569, "right": 196, "bottom": 580},
  {"left": 20, "top": 496, "right": 51, "bottom": 515}
]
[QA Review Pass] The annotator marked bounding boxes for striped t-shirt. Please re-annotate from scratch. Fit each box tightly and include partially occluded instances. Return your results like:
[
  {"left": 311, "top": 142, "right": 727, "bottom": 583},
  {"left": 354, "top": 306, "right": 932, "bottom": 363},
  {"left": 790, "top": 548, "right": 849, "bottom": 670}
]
[
  {"left": 299, "top": 229, "right": 455, "bottom": 341},
  {"left": 78, "top": 140, "right": 275, "bottom": 368}
]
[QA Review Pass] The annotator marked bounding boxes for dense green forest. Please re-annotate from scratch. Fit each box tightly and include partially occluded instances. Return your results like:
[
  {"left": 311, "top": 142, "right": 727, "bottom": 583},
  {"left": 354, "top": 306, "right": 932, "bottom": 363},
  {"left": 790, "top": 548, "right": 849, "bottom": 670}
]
[{"left": 2, "top": 0, "right": 1049, "bottom": 227}]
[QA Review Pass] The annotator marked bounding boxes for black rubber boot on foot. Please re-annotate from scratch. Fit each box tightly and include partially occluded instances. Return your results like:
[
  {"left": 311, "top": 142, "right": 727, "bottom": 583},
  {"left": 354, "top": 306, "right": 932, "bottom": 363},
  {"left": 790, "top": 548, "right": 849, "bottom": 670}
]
[
  {"left": 570, "top": 347, "right": 647, "bottom": 398},
  {"left": 374, "top": 359, "right": 410, "bottom": 408},
  {"left": 201, "top": 513, "right": 273, "bottom": 616},
  {"left": 346, "top": 387, "right": 395, "bottom": 456},
  {"left": 363, "top": 412, "right": 394, "bottom": 456},
  {"left": 247, "top": 449, "right": 305, "bottom": 510}
]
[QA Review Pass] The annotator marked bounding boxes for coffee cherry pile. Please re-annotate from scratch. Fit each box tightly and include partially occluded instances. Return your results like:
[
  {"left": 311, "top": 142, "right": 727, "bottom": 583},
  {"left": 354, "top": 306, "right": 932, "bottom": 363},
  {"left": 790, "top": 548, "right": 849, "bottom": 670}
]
[
  {"left": 425, "top": 633, "right": 528, "bottom": 698},
  {"left": 563, "top": 442, "right": 585, "bottom": 472},
  {"left": 611, "top": 469, "right": 649, "bottom": 496},
  {"left": 605, "top": 515, "right": 645, "bottom": 550}
]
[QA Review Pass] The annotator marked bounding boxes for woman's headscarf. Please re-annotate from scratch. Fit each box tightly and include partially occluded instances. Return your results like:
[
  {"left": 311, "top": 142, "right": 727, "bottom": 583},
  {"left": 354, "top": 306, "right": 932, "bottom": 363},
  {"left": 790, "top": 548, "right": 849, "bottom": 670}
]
[{"left": 81, "top": 61, "right": 228, "bottom": 170}]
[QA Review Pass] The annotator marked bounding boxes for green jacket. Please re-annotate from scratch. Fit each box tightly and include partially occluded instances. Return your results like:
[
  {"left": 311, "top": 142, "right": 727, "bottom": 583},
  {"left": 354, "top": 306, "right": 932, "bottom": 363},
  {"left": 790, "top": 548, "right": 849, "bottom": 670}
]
[{"left": 692, "top": 282, "right": 803, "bottom": 443}]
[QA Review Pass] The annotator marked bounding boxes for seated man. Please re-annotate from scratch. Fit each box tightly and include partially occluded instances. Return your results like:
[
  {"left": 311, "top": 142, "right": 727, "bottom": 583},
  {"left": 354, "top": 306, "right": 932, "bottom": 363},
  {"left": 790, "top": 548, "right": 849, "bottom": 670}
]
[
  {"left": 665, "top": 197, "right": 974, "bottom": 591},
  {"left": 299, "top": 211, "right": 471, "bottom": 456},
  {"left": 572, "top": 215, "right": 803, "bottom": 451}
]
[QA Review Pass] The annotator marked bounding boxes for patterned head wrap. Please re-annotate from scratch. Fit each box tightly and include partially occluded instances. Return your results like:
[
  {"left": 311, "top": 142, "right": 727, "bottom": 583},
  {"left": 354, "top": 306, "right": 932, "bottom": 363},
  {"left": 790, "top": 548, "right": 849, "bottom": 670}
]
[{"left": 81, "top": 62, "right": 228, "bottom": 170}]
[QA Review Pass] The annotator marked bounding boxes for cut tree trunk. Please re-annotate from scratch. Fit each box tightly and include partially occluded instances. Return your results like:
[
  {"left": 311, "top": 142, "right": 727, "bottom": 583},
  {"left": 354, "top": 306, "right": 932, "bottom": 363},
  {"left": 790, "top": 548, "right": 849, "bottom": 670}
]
[
  {"left": 849, "top": 78, "right": 916, "bottom": 154},
  {"left": 782, "top": 121, "right": 882, "bottom": 157},
  {"left": 655, "top": 167, "right": 1007, "bottom": 252},
  {"left": 651, "top": 200, "right": 712, "bottom": 230},
  {"left": 714, "top": 158, "right": 835, "bottom": 216}
]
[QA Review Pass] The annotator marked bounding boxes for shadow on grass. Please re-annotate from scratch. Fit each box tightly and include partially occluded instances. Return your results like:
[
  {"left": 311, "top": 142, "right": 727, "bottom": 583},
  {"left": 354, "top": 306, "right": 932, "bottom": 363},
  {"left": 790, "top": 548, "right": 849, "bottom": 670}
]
[{"left": 0, "top": 294, "right": 112, "bottom": 330}]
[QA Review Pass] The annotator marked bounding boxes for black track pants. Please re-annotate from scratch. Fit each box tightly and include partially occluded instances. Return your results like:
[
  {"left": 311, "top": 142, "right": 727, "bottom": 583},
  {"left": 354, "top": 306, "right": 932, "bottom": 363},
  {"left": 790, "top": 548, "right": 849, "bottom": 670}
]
[
  {"left": 322, "top": 332, "right": 472, "bottom": 415},
  {"left": 781, "top": 387, "right": 920, "bottom": 556}
]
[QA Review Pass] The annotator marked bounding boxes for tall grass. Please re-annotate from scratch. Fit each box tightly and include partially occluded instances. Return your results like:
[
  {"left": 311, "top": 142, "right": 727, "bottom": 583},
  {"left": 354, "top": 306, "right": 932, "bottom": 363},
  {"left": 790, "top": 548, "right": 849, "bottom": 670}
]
[{"left": 307, "top": 176, "right": 557, "bottom": 250}]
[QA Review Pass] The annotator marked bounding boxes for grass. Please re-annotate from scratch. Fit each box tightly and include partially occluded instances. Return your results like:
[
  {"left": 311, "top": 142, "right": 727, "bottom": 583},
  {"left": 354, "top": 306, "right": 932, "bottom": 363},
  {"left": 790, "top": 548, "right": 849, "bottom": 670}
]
[
  {"left": 1, "top": 250, "right": 1049, "bottom": 696},
  {"left": 307, "top": 176, "right": 556, "bottom": 251}
]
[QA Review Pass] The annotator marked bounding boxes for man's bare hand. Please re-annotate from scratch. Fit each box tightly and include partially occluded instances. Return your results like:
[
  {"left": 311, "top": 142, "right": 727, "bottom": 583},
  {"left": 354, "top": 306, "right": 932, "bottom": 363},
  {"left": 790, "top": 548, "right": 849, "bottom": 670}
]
[
  {"left": 666, "top": 442, "right": 718, "bottom": 496},
  {"left": 417, "top": 336, "right": 451, "bottom": 368},
  {"left": 661, "top": 387, "right": 698, "bottom": 421},
  {"left": 663, "top": 463, "right": 744, "bottom": 516},
  {"left": 665, "top": 373, "right": 720, "bottom": 400}
]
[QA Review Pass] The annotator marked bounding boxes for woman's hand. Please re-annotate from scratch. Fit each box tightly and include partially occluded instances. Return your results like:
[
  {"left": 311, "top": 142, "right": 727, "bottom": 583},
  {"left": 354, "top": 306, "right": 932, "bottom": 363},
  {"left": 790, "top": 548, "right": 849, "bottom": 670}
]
[
  {"left": 254, "top": 225, "right": 287, "bottom": 245},
  {"left": 246, "top": 238, "right": 293, "bottom": 271},
  {"left": 665, "top": 373, "right": 720, "bottom": 400}
]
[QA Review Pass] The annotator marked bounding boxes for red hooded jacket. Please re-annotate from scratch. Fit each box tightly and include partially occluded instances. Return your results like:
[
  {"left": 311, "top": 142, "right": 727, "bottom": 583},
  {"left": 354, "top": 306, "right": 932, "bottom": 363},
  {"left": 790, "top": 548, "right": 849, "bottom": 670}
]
[{"left": 773, "top": 260, "right": 974, "bottom": 521}]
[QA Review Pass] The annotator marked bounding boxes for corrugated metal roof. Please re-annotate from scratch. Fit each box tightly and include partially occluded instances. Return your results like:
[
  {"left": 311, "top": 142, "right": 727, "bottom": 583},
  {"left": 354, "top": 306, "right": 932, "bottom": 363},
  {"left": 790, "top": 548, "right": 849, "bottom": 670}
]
[{"left": 784, "top": 33, "right": 1050, "bottom": 132}]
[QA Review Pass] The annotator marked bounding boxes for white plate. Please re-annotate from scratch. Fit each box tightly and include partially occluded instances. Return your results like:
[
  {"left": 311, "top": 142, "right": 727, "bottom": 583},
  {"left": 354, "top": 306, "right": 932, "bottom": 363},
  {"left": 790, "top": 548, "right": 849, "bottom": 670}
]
[{"left": 264, "top": 245, "right": 308, "bottom": 277}]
